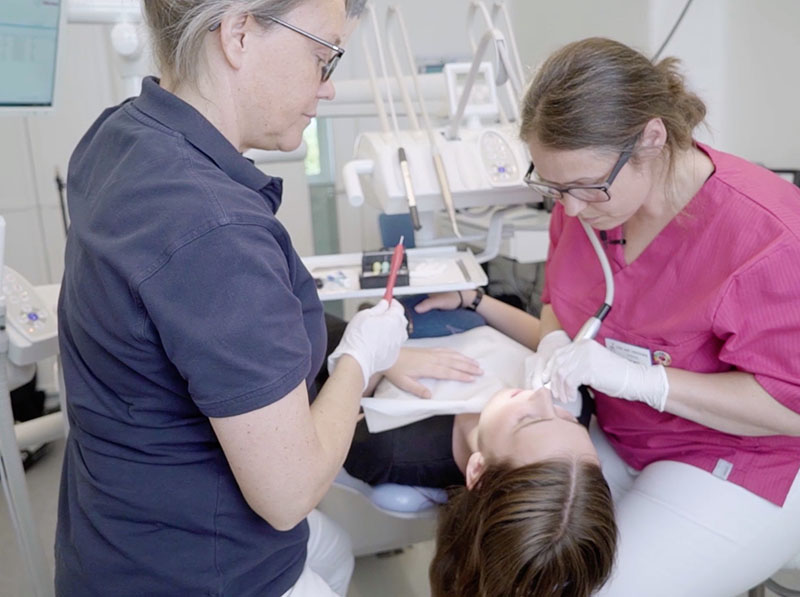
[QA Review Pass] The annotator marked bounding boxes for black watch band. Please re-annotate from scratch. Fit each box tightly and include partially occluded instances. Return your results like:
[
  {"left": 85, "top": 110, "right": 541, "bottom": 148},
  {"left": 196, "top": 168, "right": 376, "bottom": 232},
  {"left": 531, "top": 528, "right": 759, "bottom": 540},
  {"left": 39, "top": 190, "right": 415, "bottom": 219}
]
[{"left": 466, "top": 287, "right": 484, "bottom": 311}]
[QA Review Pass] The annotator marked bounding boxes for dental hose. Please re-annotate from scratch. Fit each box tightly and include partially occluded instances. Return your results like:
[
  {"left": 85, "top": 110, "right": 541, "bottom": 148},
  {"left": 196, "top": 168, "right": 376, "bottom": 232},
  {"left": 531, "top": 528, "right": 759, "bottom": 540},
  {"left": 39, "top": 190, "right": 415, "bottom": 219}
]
[
  {"left": 573, "top": 218, "right": 614, "bottom": 341},
  {"left": 541, "top": 219, "right": 614, "bottom": 390}
]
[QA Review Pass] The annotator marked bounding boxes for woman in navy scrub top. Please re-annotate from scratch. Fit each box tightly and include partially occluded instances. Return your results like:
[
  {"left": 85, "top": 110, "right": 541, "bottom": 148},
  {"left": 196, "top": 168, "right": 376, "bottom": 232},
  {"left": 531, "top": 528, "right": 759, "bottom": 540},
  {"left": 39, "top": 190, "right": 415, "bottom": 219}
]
[{"left": 54, "top": 1, "right": 409, "bottom": 595}]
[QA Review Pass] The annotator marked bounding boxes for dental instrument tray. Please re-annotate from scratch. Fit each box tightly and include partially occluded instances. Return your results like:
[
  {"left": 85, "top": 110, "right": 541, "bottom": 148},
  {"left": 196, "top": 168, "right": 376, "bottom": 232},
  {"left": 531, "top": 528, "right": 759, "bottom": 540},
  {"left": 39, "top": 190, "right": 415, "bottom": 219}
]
[
  {"left": 302, "top": 246, "right": 487, "bottom": 302},
  {"left": 358, "top": 249, "right": 409, "bottom": 290}
]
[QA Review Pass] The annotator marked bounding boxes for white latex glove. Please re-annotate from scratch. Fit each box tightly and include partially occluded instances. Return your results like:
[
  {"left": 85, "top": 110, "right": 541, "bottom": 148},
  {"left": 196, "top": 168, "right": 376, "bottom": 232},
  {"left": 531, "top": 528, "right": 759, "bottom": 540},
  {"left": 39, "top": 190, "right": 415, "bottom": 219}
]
[
  {"left": 328, "top": 299, "right": 409, "bottom": 391},
  {"left": 525, "top": 330, "right": 571, "bottom": 390},
  {"left": 543, "top": 338, "right": 669, "bottom": 412}
]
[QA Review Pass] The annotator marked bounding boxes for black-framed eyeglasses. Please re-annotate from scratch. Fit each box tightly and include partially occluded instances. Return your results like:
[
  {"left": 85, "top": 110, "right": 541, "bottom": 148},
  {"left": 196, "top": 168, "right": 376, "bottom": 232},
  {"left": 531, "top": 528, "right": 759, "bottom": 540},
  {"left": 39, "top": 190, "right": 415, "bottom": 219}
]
[
  {"left": 523, "top": 139, "right": 637, "bottom": 203},
  {"left": 209, "top": 16, "right": 345, "bottom": 82}
]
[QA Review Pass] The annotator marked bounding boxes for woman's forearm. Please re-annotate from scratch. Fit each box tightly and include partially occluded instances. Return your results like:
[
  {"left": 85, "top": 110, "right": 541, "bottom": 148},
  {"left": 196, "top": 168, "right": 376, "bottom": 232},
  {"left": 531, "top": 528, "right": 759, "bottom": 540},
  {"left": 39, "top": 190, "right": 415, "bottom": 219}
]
[
  {"left": 535, "top": 304, "right": 563, "bottom": 346},
  {"left": 462, "top": 290, "right": 541, "bottom": 350},
  {"left": 211, "top": 356, "right": 364, "bottom": 531},
  {"left": 665, "top": 369, "right": 800, "bottom": 436}
]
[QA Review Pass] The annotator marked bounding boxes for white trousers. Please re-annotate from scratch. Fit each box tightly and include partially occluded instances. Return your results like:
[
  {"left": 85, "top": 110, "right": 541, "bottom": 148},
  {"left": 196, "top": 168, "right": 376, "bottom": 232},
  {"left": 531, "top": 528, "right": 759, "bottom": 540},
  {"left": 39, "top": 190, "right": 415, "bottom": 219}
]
[
  {"left": 281, "top": 509, "right": 355, "bottom": 597},
  {"left": 591, "top": 420, "right": 800, "bottom": 597}
]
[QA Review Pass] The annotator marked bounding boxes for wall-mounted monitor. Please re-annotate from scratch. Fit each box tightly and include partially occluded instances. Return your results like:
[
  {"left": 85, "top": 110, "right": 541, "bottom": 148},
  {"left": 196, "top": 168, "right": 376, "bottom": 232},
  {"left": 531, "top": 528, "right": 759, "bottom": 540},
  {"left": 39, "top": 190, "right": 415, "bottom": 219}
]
[{"left": 0, "top": 0, "right": 63, "bottom": 111}]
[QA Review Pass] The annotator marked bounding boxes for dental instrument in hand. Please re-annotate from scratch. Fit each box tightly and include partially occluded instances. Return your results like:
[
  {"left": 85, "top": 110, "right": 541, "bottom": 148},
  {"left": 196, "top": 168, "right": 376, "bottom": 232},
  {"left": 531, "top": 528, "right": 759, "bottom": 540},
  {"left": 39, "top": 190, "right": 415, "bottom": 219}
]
[{"left": 383, "top": 236, "right": 405, "bottom": 302}]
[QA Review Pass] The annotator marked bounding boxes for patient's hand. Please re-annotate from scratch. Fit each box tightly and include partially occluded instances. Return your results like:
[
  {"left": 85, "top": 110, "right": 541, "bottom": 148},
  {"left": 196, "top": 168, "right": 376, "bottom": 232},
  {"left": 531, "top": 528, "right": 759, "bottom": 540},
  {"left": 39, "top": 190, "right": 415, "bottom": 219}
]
[
  {"left": 412, "top": 292, "right": 462, "bottom": 313},
  {"left": 384, "top": 347, "right": 483, "bottom": 398}
]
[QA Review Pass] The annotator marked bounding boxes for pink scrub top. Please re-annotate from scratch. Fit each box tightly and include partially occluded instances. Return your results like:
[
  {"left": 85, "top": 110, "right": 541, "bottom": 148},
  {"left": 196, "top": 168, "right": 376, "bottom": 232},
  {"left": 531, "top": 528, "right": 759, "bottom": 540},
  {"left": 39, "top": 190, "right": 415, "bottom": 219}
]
[{"left": 541, "top": 143, "right": 800, "bottom": 506}]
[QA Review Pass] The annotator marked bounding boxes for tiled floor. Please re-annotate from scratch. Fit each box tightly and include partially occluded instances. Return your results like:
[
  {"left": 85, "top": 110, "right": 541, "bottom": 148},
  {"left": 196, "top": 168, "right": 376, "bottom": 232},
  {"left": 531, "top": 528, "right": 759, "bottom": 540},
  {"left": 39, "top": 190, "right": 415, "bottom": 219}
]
[
  {"left": 1, "top": 438, "right": 797, "bottom": 597},
  {"left": 348, "top": 542, "right": 435, "bottom": 597}
]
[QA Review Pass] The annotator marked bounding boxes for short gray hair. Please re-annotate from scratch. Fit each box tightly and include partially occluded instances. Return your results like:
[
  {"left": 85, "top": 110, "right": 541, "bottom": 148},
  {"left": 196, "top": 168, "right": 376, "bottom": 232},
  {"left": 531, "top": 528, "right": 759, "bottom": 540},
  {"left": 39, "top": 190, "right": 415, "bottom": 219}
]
[{"left": 143, "top": 0, "right": 364, "bottom": 86}]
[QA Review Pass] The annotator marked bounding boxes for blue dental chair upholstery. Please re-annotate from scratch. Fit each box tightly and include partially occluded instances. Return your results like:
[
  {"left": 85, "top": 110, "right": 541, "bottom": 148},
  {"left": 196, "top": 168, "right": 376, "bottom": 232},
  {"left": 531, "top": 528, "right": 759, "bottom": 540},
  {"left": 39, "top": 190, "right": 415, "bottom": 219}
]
[{"left": 319, "top": 469, "right": 447, "bottom": 557}]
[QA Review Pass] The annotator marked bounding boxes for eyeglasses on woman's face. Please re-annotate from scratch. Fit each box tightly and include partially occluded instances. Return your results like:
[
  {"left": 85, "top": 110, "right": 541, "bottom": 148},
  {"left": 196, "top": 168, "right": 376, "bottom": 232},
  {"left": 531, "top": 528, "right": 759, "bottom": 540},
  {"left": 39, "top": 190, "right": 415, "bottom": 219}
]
[
  {"left": 523, "top": 139, "right": 637, "bottom": 203},
  {"left": 209, "top": 15, "right": 345, "bottom": 82}
]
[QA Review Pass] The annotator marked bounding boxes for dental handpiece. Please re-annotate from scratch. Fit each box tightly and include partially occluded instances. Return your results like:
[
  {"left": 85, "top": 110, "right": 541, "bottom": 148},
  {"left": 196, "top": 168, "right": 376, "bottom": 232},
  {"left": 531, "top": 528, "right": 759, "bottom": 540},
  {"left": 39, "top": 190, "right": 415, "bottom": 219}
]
[
  {"left": 432, "top": 152, "right": 461, "bottom": 238},
  {"left": 398, "top": 148, "right": 421, "bottom": 230},
  {"left": 573, "top": 303, "right": 612, "bottom": 342},
  {"left": 542, "top": 305, "right": 611, "bottom": 387}
]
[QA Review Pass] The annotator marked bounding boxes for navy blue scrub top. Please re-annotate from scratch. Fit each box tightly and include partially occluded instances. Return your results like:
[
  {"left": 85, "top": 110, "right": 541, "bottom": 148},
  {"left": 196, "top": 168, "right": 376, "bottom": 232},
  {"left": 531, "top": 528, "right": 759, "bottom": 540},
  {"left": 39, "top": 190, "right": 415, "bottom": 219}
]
[{"left": 55, "top": 77, "right": 326, "bottom": 597}]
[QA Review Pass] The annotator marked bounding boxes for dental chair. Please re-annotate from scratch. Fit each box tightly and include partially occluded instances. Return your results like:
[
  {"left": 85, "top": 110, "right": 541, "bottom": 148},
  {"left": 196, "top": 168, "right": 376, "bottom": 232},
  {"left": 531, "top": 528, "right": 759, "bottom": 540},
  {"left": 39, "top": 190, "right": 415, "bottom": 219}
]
[
  {"left": 748, "top": 553, "right": 800, "bottom": 597},
  {"left": 318, "top": 469, "right": 447, "bottom": 557}
]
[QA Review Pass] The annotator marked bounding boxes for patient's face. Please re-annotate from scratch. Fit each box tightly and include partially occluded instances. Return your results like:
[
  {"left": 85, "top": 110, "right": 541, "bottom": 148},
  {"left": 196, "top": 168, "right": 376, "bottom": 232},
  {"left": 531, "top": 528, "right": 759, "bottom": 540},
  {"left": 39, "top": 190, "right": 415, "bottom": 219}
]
[{"left": 477, "top": 387, "right": 598, "bottom": 466}]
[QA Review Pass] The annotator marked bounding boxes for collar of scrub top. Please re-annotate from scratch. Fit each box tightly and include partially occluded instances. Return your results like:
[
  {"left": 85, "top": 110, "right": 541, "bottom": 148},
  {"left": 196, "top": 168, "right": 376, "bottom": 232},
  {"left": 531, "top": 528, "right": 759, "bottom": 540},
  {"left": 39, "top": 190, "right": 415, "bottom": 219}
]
[{"left": 132, "top": 76, "right": 284, "bottom": 214}]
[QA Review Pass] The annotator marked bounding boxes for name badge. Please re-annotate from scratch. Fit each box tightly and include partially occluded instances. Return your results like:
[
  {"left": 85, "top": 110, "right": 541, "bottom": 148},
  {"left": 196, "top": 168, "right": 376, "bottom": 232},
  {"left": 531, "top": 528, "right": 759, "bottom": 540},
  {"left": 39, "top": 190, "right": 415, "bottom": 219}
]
[{"left": 605, "top": 338, "right": 652, "bottom": 366}]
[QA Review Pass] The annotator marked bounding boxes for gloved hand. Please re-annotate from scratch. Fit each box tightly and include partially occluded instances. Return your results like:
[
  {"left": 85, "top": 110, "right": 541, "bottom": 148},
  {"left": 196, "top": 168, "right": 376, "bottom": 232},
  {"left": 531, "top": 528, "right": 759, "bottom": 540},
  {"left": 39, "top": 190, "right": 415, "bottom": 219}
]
[
  {"left": 525, "top": 330, "right": 571, "bottom": 390},
  {"left": 328, "top": 299, "right": 409, "bottom": 391},
  {"left": 543, "top": 338, "right": 669, "bottom": 411}
]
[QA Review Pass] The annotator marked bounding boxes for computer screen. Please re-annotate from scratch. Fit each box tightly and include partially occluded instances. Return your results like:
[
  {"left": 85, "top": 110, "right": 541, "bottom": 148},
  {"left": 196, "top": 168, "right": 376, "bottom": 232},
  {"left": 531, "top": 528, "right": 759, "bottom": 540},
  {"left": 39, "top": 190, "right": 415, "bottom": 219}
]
[{"left": 0, "top": 0, "right": 63, "bottom": 109}]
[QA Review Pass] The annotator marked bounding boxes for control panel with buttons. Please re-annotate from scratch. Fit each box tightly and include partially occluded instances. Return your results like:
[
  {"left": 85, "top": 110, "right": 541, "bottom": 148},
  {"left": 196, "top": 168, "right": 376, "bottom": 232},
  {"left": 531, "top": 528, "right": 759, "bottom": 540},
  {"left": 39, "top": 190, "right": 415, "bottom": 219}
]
[
  {"left": 2, "top": 266, "right": 59, "bottom": 366},
  {"left": 479, "top": 130, "right": 520, "bottom": 187}
]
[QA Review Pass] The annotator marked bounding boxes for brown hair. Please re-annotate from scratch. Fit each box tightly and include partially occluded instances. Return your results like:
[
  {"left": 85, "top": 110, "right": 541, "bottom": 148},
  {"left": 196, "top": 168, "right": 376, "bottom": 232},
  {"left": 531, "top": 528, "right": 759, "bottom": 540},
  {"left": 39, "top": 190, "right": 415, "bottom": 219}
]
[
  {"left": 429, "top": 459, "right": 616, "bottom": 597},
  {"left": 519, "top": 37, "right": 706, "bottom": 175},
  {"left": 142, "top": 0, "right": 365, "bottom": 87}
]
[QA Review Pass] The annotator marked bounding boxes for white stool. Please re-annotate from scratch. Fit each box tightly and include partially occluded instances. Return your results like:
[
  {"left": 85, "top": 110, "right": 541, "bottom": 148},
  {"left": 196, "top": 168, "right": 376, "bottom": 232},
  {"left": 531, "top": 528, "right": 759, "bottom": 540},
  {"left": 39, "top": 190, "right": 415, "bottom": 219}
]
[
  {"left": 749, "top": 552, "right": 800, "bottom": 597},
  {"left": 318, "top": 469, "right": 447, "bottom": 557}
]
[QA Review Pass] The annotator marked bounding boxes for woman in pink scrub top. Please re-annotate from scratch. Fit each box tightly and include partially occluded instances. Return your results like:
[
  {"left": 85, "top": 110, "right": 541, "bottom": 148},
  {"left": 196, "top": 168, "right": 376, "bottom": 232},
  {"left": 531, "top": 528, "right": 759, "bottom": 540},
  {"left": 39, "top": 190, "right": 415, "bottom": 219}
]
[{"left": 516, "top": 37, "right": 800, "bottom": 596}]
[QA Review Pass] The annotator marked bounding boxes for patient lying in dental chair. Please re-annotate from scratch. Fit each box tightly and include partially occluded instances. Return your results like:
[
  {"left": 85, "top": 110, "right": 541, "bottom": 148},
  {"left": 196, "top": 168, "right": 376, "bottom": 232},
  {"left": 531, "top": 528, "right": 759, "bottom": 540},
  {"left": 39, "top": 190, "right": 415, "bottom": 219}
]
[
  {"left": 345, "top": 325, "right": 589, "bottom": 486},
  {"left": 345, "top": 325, "right": 616, "bottom": 597},
  {"left": 346, "top": 325, "right": 524, "bottom": 489},
  {"left": 430, "top": 384, "right": 615, "bottom": 597}
]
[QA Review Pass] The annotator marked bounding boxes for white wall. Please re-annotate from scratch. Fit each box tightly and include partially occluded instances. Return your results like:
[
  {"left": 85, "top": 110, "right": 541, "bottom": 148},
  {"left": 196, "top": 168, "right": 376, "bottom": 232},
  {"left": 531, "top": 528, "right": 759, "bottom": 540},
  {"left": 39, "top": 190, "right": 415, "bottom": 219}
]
[
  {"left": 715, "top": 0, "right": 800, "bottom": 166},
  {"left": 510, "top": 0, "right": 650, "bottom": 76},
  {"left": 1, "top": 24, "right": 117, "bottom": 285},
  {"left": 509, "top": 0, "right": 800, "bottom": 167}
]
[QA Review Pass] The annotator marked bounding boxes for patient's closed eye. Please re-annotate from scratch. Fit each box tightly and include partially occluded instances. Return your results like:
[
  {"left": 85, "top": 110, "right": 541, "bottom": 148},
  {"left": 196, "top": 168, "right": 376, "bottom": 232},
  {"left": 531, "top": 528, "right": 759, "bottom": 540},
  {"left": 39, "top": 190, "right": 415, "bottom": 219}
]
[{"left": 515, "top": 415, "right": 547, "bottom": 430}]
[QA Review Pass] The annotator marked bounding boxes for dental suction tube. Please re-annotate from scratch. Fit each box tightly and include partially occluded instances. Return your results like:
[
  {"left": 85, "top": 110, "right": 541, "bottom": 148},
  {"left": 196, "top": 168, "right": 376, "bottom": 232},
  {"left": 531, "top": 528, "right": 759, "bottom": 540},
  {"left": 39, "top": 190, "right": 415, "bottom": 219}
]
[
  {"left": 540, "top": 218, "right": 614, "bottom": 391},
  {"left": 574, "top": 217, "right": 615, "bottom": 341}
]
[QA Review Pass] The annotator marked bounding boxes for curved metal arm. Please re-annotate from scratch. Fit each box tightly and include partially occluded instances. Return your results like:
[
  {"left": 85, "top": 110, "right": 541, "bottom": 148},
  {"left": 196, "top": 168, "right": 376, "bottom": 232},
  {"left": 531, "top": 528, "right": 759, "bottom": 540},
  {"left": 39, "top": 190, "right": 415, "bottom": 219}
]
[
  {"left": 491, "top": 2, "right": 525, "bottom": 88},
  {"left": 467, "top": 1, "right": 495, "bottom": 52},
  {"left": 446, "top": 28, "right": 506, "bottom": 140},
  {"left": 467, "top": 1, "right": 520, "bottom": 121}
]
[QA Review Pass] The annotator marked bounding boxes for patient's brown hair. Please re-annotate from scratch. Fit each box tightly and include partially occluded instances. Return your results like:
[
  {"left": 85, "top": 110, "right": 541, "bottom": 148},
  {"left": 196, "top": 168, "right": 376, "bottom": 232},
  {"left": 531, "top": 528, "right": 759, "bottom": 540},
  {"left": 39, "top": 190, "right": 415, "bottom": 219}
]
[{"left": 429, "top": 459, "right": 616, "bottom": 597}]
